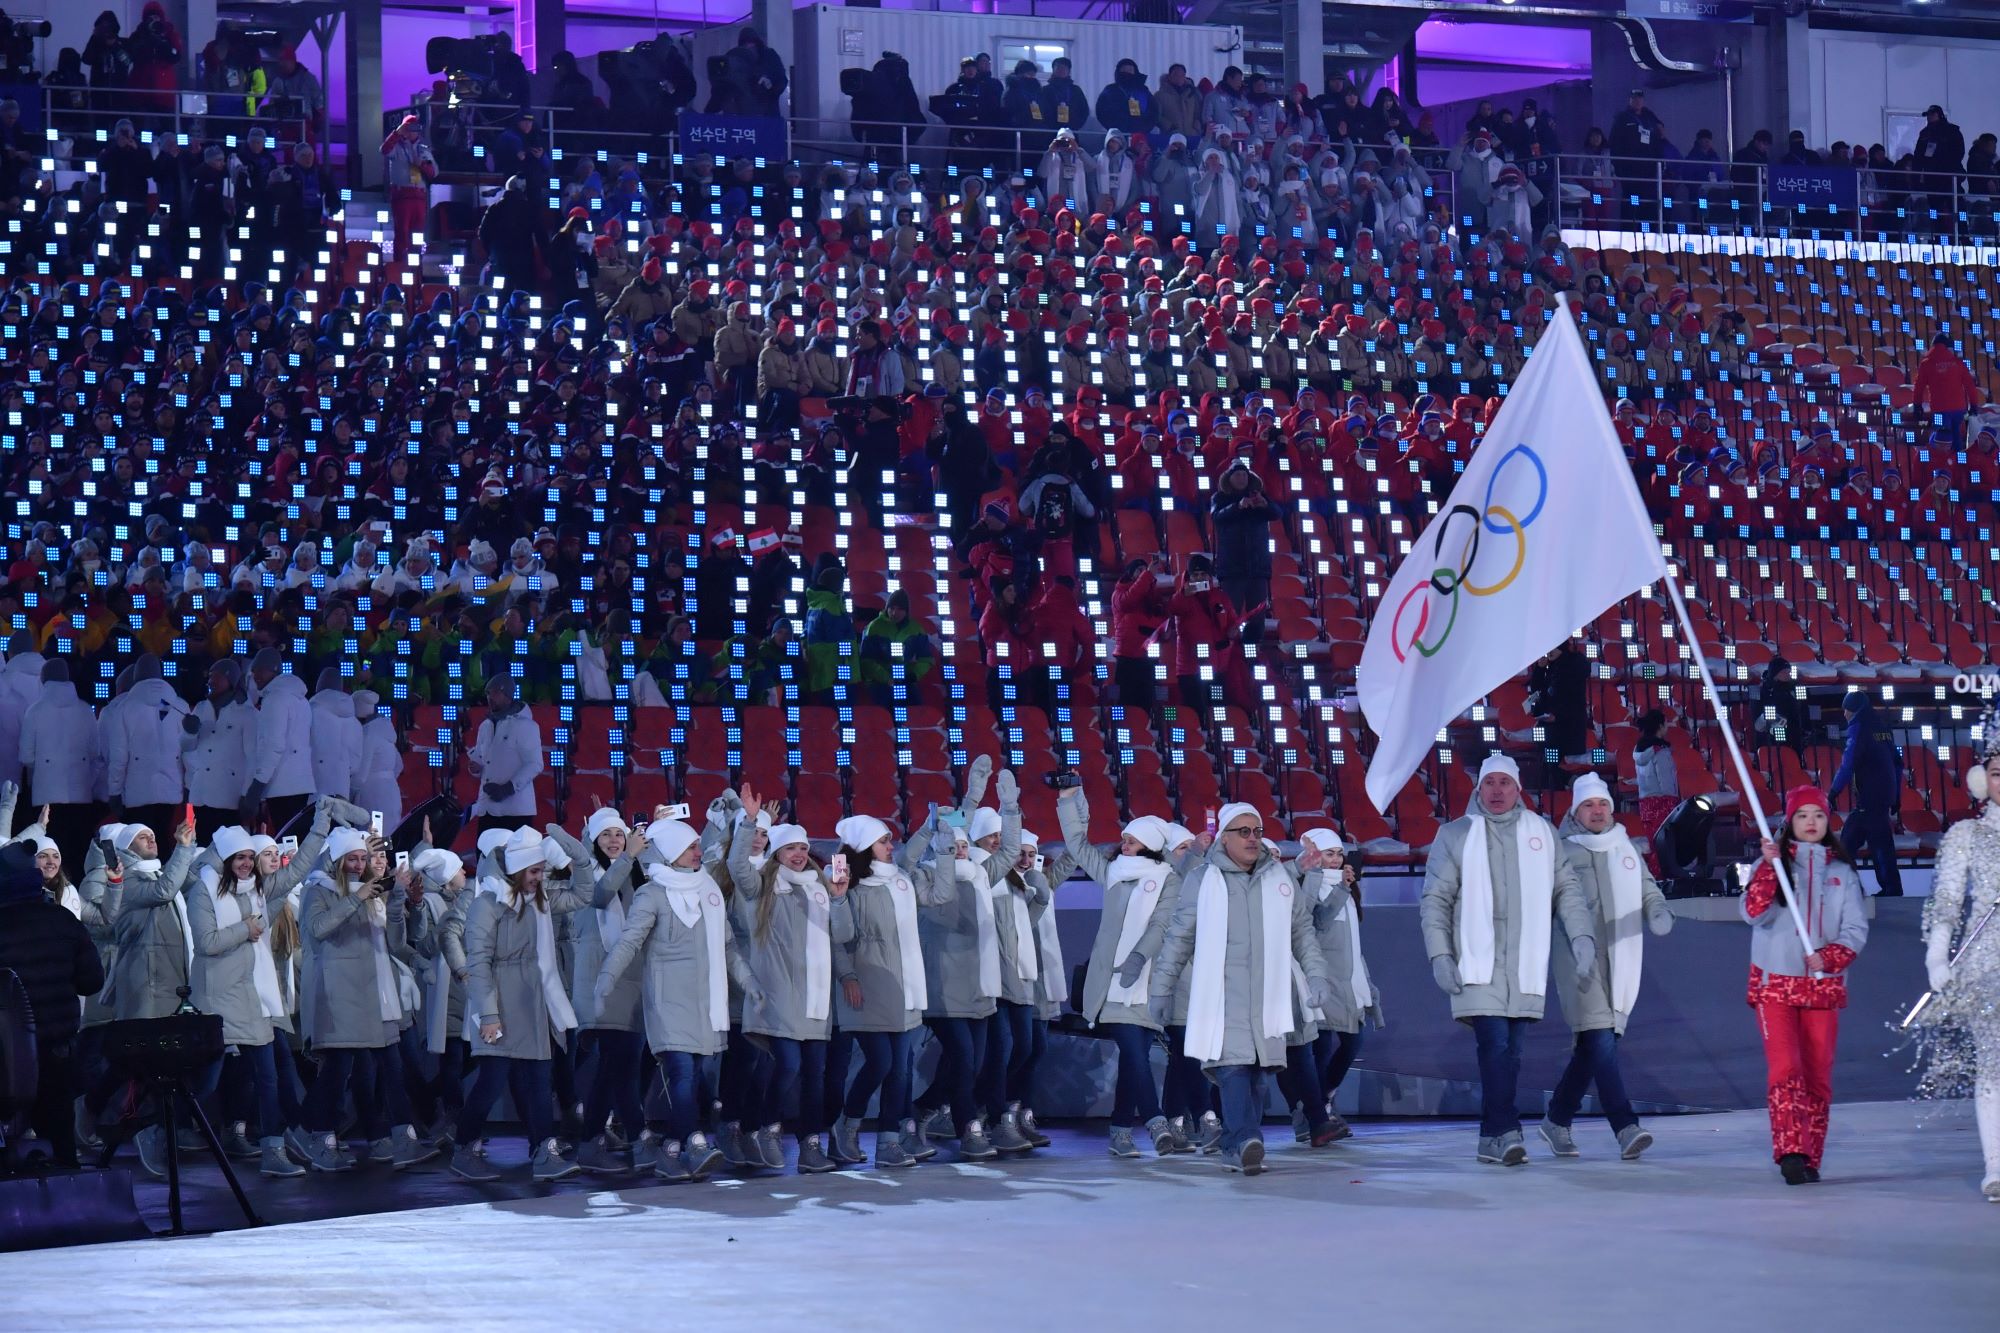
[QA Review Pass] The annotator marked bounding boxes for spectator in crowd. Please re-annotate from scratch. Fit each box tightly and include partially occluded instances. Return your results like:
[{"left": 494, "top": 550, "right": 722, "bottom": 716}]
[
  {"left": 1913, "top": 331, "right": 1981, "bottom": 446},
  {"left": 126, "top": 2, "right": 182, "bottom": 116},
  {"left": 717, "top": 26, "right": 786, "bottom": 117},
  {"left": 248, "top": 650, "right": 315, "bottom": 831},
  {"left": 1915, "top": 102, "right": 1965, "bottom": 202},
  {"left": 480, "top": 175, "right": 544, "bottom": 291},
  {"left": 0, "top": 840, "right": 104, "bottom": 1169},
  {"left": 1608, "top": 87, "right": 1663, "bottom": 221},
  {"left": 1096, "top": 59, "right": 1155, "bottom": 145},
  {"left": 1829, "top": 691, "right": 1904, "bottom": 897},
  {"left": 467, "top": 676, "right": 544, "bottom": 833},
  {"left": 381, "top": 114, "right": 438, "bottom": 259},
  {"left": 1154, "top": 63, "right": 1202, "bottom": 143},
  {"left": 852, "top": 51, "right": 923, "bottom": 165},
  {"left": 82, "top": 12, "right": 130, "bottom": 100},
  {"left": 1036, "top": 56, "right": 1091, "bottom": 145},
  {"left": 934, "top": 57, "right": 1004, "bottom": 177}
]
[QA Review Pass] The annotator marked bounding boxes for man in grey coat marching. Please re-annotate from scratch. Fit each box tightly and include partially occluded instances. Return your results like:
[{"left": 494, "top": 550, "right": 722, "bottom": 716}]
[
  {"left": 1147, "top": 802, "right": 1335, "bottom": 1175},
  {"left": 1543, "top": 772, "right": 1675, "bottom": 1161},
  {"left": 1421, "top": 753, "right": 1596, "bottom": 1166}
]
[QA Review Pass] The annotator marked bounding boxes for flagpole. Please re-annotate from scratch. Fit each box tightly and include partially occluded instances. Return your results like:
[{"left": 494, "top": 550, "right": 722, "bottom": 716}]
[{"left": 1660, "top": 563, "right": 1823, "bottom": 971}]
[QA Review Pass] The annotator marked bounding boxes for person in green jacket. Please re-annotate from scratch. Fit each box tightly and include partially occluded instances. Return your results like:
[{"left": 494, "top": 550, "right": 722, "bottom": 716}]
[{"left": 859, "top": 591, "right": 935, "bottom": 706}]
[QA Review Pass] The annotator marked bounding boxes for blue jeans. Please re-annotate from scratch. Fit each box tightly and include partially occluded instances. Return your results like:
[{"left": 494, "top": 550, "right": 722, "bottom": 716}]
[
  {"left": 1018, "top": 1017, "right": 1047, "bottom": 1107},
  {"left": 456, "top": 1054, "right": 555, "bottom": 1148},
  {"left": 843, "top": 1029, "right": 917, "bottom": 1125},
  {"left": 1468, "top": 1016, "right": 1531, "bottom": 1138},
  {"left": 1548, "top": 1028, "right": 1637, "bottom": 1133},
  {"left": 305, "top": 1048, "right": 393, "bottom": 1140},
  {"left": 751, "top": 1036, "right": 828, "bottom": 1134},
  {"left": 1107, "top": 1023, "right": 1163, "bottom": 1127},
  {"left": 1846, "top": 804, "right": 1904, "bottom": 896},
  {"left": 981, "top": 1001, "right": 1034, "bottom": 1117},
  {"left": 915, "top": 1016, "right": 987, "bottom": 1132},
  {"left": 659, "top": 1051, "right": 722, "bottom": 1144},
  {"left": 583, "top": 1028, "right": 647, "bottom": 1142},
  {"left": 196, "top": 1041, "right": 283, "bottom": 1140},
  {"left": 1211, "top": 1064, "right": 1268, "bottom": 1152},
  {"left": 720, "top": 1027, "right": 758, "bottom": 1124}
]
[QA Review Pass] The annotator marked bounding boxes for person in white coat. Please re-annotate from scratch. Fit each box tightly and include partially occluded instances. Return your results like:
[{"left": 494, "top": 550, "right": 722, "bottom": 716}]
[
  {"left": 307, "top": 668, "right": 365, "bottom": 806},
  {"left": 352, "top": 691, "right": 404, "bottom": 831},
  {"left": 104, "top": 654, "right": 187, "bottom": 837},
  {"left": 246, "top": 649, "right": 316, "bottom": 831},
  {"left": 183, "top": 659, "right": 258, "bottom": 843},
  {"left": 467, "top": 676, "right": 543, "bottom": 833},
  {"left": 18, "top": 659, "right": 101, "bottom": 877},
  {"left": 1038, "top": 129, "right": 1095, "bottom": 212},
  {"left": 1287, "top": 827, "right": 1379, "bottom": 1146},
  {"left": 0, "top": 630, "right": 46, "bottom": 789}
]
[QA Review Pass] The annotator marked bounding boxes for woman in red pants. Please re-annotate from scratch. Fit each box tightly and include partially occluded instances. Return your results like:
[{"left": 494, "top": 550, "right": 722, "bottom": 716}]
[{"left": 1740, "top": 785, "right": 1869, "bottom": 1185}]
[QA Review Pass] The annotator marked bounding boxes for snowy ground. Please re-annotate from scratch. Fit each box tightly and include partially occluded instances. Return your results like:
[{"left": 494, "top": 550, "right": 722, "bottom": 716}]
[{"left": 4, "top": 1100, "right": 1993, "bottom": 1332}]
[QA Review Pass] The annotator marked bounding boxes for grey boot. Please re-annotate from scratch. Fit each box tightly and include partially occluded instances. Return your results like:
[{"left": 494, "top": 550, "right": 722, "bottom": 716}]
[
  {"left": 1476, "top": 1136, "right": 1506, "bottom": 1165},
  {"left": 175, "top": 1126, "right": 206, "bottom": 1154},
  {"left": 990, "top": 1108, "right": 1032, "bottom": 1154},
  {"left": 1107, "top": 1126, "right": 1139, "bottom": 1159},
  {"left": 829, "top": 1115, "right": 866, "bottom": 1165},
  {"left": 752, "top": 1124, "right": 787, "bottom": 1170},
  {"left": 957, "top": 1118, "right": 998, "bottom": 1161},
  {"left": 1617, "top": 1124, "right": 1655, "bottom": 1161},
  {"left": 532, "top": 1137, "right": 581, "bottom": 1182},
  {"left": 908, "top": 1109, "right": 939, "bottom": 1161},
  {"left": 450, "top": 1143, "right": 501, "bottom": 1182},
  {"left": 655, "top": 1139, "right": 692, "bottom": 1183},
  {"left": 1497, "top": 1130, "right": 1529, "bottom": 1166},
  {"left": 796, "top": 1134, "right": 836, "bottom": 1174},
  {"left": 301, "top": 1130, "right": 349, "bottom": 1173},
  {"left": 875, "top": 1128, "right": 915, "bottom": 1169},
  {"left": 1145, "top": 1115, "right": 1175, "bottom": 1157},
  {"left": 1290, "top": 1105, "right": 1311, "bottom": 1144},
  {"left": 717, "top": 1121, "right": 749, "bottom": 1170},
  {"left": 259, "top": 1135, "right": 305, "bottom": 1178},
  {"left": 1323, "top": 1112, "right": 1354, "bottom": 1142},
  {"left": 1197, "top": 1111, "right": 1223, "bottom": 1154},
  {"left": 391, "top": 1124, "right": 440, "bottom": 1170},
  {"left": 632, "top": 1132, "right": 662, "bottom": 1174},
  {"left": 368, "top": 1135, "right": 397, "bottom": 1165},
  {"left": 684, "top": 1131, "right": 724, "bottom": 1181},
  {"left": 1224, "top": 1139, "right": 1267, "bottom": 1175},
  {"left": 1537, "top": 1120, "right": 1580, "bottom": 1158},
  {"left": 134, "top": 1125, "right": 168, "bottom": 1180},
  {"left": 220, "top": 1120, "right": 260, "bottom": 1160},
  {"left": 1018, "top": 1107, "right": 1051, "bottom": 1148},
  {"left": 577, "top": 1136, "right": 632, "bottom": 1175},
  {"left": 1166, "top": 1115, "right": 1196, "bottom": 1154}
]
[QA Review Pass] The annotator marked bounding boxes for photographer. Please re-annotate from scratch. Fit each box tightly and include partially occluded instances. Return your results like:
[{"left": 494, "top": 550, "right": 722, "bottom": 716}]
[
  {"left": 851, "top": 51, "right": 922, "bottom": 167},
  {"left": 126, "top": 2, "right": 181, "bottom": 118}
]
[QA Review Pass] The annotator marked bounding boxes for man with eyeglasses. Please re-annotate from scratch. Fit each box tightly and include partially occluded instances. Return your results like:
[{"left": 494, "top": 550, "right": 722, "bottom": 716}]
[
  {"left": 1147, "top": 803, "right": 1334, "bottom": 1174},
  {"left": 1421, "top": 753, "right": 1596, "bottom": 1166}
]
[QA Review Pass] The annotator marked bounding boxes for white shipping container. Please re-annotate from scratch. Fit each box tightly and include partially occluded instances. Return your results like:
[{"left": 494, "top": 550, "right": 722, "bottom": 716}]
[{"left": 785, "top": 5, "right": 1246, "bottom": 150}]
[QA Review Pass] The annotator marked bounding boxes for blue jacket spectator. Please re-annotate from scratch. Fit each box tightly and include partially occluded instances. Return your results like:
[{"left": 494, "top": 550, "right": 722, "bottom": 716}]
[
  {"left": 1829, "top": 692, "right": 1902, "bottom": 805},
  {"left": 1035, "top": 58, "right": 1091, "bottom": 142},
  {"left": 1095, "top": 60, "right": 1156, "bottom": 140}
]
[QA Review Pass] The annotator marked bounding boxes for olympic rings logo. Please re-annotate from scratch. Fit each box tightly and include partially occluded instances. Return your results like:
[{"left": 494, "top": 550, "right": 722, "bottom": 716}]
[{"left": 1389, "top": 444, "right": 1549, "bottom": 663}]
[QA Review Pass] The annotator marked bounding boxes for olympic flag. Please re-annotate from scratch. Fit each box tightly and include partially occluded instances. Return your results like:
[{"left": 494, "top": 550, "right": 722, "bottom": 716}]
[{"left": 1357, "top": 296, "right": 1670, "bottom": 814}]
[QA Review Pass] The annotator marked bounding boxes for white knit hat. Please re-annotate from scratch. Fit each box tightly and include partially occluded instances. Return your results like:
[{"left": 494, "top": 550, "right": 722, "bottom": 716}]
[
  {"left": 835, "top": 815, "right": 892, "bottom": 851},
  {"left": 969, "top": 808, "right": 1002, "bottom": 842},
  {"left": 414, "top": 848, "right": 462, "bottom": 887},
  {"left": 1215, "top": 802, "right": 1261, "bottom": 833},
  {"left": 583, "top": 809, "right": 629, "bottom": 845},
  {"left": 767, "top": 823, "right": 809, "bottom": 852},
  {"left": 1299, "top": 826, "right": 1344, "bottom": 853},
  {"left": 1121, "top": 817, "right": 1168, "bottom": 852},
  {"left": 648, "top": 820, "right": 700, "bottom": 866},
  {"left": 211, "top": 826, "right": 255, "bottom": 863},
  {"left": 1161, "top": 823, "right": 1197, "bottom": 851},
  {"left": 502, "top": 827, "right": 546, "bottom": 873},
  {"left": 476, "top": 827, "right": 514, "bottom": 857},
  {"left": 1571, "top": 773, "right": 1613, "bottom": 807},
  {"left": 1478, "top": 752, "right": 1521, "bottom": 785},
  {"left": 326, "top": 827, "right": 370, "bottom": 864}
]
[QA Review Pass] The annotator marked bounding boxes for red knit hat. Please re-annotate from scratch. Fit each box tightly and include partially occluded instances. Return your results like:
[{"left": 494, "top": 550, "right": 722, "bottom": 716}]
[{"left": 1783, "top": 785, "right": 1830, "bottom": 824}]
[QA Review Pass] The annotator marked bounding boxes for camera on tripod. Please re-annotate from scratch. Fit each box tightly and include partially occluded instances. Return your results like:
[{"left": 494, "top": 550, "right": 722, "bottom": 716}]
[{"left": 596, "top": 37, "right": 695, "bottom": 127}]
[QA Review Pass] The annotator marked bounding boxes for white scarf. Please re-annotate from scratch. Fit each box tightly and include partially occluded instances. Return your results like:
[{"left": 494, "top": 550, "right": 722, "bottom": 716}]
[
  {"left": 959, "top": 854, "right": 1002, "bottom": 999},
  {"left": 1034, "top": 904, "right": 1068, "bottom": 1005},
  {"left": 1567, "top": 827, "right": 1644, "bottom": 1016},
  {"left": 595, "top": 860, "right": 630, "bottom": 959},
  {"left": 1184, "top": 858, "right": 1295, "bottom": 1062},
  {"left": 204, "top": 868, "right": 285, "bottom": 1020},
  {"left": 994, "top": 873, "right": 1040, "bottom": 984},
  {"left": 774, "top": 863, "right": 832, "bottom": 1021},
  {"left": 425, "top": 891, "right": 456, "bottom": 1053},
  {"left": 1456, "top": 809, "right": 1556, "bottom": 997},
  {"left": 356, "top": 881, "right": 401, "bottom": 1023},
  {"left": 653, "top": 865, "right": 729, "bottom": 1033},
  {"left": 1104, "top": 854, "right": 1167, "bottom": 1006},
  {"left": 1315, "top": 873, "right": 1372, "bottom": 1010},
  {"left": 57, "top": 882, "right": 82, "bottom": 918},
  {"left": 869, "top": 863, "right": 927, "bottom": 1012}
]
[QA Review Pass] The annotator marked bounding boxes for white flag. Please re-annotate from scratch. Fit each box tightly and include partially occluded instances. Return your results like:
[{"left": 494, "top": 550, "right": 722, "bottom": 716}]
[{"left": 1357, "top": 297, "right": 1669, "bottom": 814}]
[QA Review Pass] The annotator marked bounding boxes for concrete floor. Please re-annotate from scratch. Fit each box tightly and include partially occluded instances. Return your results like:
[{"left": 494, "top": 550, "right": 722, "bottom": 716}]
[{"left": 4, "top": 1101, "right": 1994, "bottom": 1332}]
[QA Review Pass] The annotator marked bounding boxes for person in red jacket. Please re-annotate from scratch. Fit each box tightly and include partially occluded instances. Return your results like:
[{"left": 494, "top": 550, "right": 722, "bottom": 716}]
[
  {"left": 1026, "top": 575, "right": 1094, "bottom": 706},
  {"left": 1109, "top": 555, "right": 1170, "bottom": 706},
  {"left": 1162, "top": 555, "right": 1247, "bottom": 713},
  {"left": 978, "top": 577, "right": 1032, "bottom": 710},
  {"left": 1912, "top": 332, "right": 1982, "bottom": 447}
]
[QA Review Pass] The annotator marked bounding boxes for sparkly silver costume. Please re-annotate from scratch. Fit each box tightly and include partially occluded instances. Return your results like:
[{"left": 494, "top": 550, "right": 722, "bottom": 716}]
[{"left": 1917, "top": 704, "right": 2000, "bottom": 1200}]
